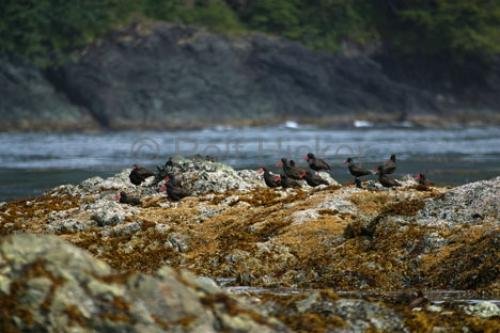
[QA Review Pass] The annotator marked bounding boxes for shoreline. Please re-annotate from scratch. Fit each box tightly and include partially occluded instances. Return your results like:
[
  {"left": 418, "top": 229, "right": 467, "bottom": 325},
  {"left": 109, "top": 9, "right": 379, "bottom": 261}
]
[{"left": 2, "top": 113, "right": 500, "bottom": 133}]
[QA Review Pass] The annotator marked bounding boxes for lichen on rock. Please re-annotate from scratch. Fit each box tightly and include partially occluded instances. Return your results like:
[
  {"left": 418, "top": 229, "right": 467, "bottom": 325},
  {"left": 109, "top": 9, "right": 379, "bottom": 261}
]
[
  {"left": 0, "top": 158, "right": 498, "bottom": 332},
  {"left": 0, "top": 234, "right": 288, "bottom": 333}
]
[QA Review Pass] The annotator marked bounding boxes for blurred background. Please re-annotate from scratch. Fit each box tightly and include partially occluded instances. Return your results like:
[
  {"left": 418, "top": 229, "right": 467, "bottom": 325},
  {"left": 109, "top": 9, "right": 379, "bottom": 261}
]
[{"left": 1, "top": 0, "right": 500, "bottom": 200}]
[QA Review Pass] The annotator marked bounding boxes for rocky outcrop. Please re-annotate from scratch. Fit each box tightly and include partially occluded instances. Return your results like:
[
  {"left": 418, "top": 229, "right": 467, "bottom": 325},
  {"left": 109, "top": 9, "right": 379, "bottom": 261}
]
[
  {"left": 44, "top": 23, "right": 440, "bottom": 130},
  {"left": 0, "top": 158, "right": 498, "bottom": 332},
  {"left": 5, "top": 23, "right": 500, "bottom": 131},
  {"left": 3, "top": 22, "right": 500, "bottom": 131},
  {"left": 417, "top": 176, "right": 500, "bottom": 226},
  {"left": 0, "top": 57, "right": 96, "bottom": 131},
  {"left": 0, "top": 234, "right": 287, "bottom": 332}
]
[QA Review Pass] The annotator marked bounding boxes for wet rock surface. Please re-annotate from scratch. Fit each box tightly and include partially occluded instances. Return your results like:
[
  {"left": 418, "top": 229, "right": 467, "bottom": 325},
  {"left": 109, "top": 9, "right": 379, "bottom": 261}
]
[{"left": 0, "top": 158, "right": 498, "bottom": 332}]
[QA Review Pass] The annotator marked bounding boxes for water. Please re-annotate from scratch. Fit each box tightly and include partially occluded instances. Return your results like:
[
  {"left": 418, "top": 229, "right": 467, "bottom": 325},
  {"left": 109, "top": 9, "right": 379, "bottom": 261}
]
[
  {"left": 225, "top": 286, "right": 500, "bottom": 305},
  {"left": 1, "top": 126, "right": 500, "bottom": 201}
]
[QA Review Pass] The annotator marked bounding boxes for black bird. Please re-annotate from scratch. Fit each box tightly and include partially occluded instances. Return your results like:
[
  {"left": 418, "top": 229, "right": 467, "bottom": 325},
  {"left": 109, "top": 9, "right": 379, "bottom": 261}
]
[
  {"left": 153, "top": 165, "right": 168, "bottom": 185},
  {"left": 165, "top": 157, "right": 174, "bottom": 169},
  {"left": 129, "top": 165, "right": 155, "bottom": 185},
  {"left": 304, "top": 171, "right": 328, "bottom": 187},
  {"left": 165, "top": 173, "right": 179, "bottom": 186},
  {"left": 379, "top": 154, "right": 397, "bottom": 175},
  {"left": 259, "top": 167, "right": 281, "bottom": 188},
  {"left": 376, "top": 166, "right": 400, "bottom": 188},
  {"left": 305, "top": 153, "right": 331, "bottom": 172},
  {"left": 118, "top": 191, "right": 141, "bottom": 206},
  {"left": 278, "top": 158, "right": 305, "bottom": 180},
  {"left": 280, "top": 173, "right": 301, "bottom": 188},
  {"left": 415, "top": 173, "right": 432, "bottom": 186},
  {"left": 345, "top": 158, "right": 374, "bottom": 178},
  {"left": 289, "top": 160, "right": 308, "bottom": 177},
  {"left": 163, "top": 176, "right": 189, "bottom": 201},
  {"left": 154, "top": 157, "right": 178, "bottom": 185}
]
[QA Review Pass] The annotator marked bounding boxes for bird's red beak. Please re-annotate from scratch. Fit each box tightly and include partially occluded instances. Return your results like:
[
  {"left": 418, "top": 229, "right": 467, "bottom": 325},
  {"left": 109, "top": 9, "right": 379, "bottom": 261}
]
[
  {"left": 276, "top": 161, "right": 283, "bottom": 168},
  {"left": 274, "top": 175, "right": 281, "bottom": 182},
  {"left": 304, "top": 155, "right": 309, "bottom": 161},
  {"left": 159, "top": 184, "right": 166, "bottom": 192},
  {"left": 113, "top": 193, "right": 120, "bottom": 201}
]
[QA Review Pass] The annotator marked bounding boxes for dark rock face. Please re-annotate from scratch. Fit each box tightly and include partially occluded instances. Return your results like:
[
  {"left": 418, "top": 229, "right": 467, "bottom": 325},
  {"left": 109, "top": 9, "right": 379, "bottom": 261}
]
[
  {"left": 0, "top": 58, "right": 95, "bottom": 131},
  {"left": 1, "top": 23, "right": 498, "bottom": 131},
  {"left": 46, "top": 23, "right": 436, "bottom": 129}
]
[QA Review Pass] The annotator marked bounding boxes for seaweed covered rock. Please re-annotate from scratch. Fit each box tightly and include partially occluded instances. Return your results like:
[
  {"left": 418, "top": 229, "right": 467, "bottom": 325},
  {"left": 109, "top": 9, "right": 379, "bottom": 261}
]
[
  {"left": 251, "top": 290, "right": 408, "bottom": 333},
  {"left": 0, "top": 164, "right": 499, "bottom": 332},
  {"left": 0, "top": 234, "right": 287, "bottom": 333},
  {"left": 417, "top": 176, "right": 500, "bottom": 226},
  {"left": 325, "top": 299, "right": 408, "bottom": 332}
]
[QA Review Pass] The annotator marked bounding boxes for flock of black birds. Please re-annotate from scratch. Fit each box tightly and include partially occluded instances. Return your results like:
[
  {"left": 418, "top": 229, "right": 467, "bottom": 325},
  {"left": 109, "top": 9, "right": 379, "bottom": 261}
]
[
  {"left": 261, "top": 153, "right": 403, "bottom": 190},
  {"left": 125, "top": 158, "right": 190, "bottom": 203},
  {"left": 121, "top": 153, "right": 429, "bottom": 205}
]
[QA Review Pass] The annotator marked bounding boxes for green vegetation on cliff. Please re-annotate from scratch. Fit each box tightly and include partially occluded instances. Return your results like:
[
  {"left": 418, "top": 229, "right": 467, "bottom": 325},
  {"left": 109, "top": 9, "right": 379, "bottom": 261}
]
[
  {"left": 0, "top": 0, "right": 132, "bottom": 66},
  {"left": 1, "top": 0, "right": 499, "bottom": 66}
]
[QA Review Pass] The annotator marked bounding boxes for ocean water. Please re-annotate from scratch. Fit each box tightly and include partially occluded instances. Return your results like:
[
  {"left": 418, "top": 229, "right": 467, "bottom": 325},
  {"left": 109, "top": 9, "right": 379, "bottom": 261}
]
[{"left": 1, "top": 126, "right": 500, "bottom": 201}]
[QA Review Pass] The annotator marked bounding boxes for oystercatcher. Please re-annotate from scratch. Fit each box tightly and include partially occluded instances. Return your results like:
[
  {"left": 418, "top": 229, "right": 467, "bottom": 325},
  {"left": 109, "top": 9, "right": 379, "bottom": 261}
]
[
  {"left": 376, "top": 166, "right": 400, "bottom": 188},
  {"left": 304, "top": 171, "right": 328, "bottom": 187},
  {"left": 162, "top": 176, "right": 189, "bottom": 201},
  {"left": 280, "top": 173, "right": 301, "bottom": 188},
  {"left": 415, "top": 173, "right": 432, "bottom": 186},
  {"left": 305, "top": 153, "right": 331, "bottom": 172},
  {"left": 278, "top": 158, "right": 305, "bottom": 180},
  {"left": 258, "top": 167, "right": 281, "bottom": 188},
  {"left": 379, "top": 154, "right": 397, "bottom": 175},
  {"left": 129, "top": 165, "right": 155, "bottom": 185},
  {"left": 345, "top": 158, "right": 373, "bottom": 178}
]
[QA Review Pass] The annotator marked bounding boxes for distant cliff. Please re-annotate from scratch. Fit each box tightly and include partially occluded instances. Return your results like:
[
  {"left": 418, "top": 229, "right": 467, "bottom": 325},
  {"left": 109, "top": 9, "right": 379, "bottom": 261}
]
[{"left": 1, "top": 23, "right": 499, "bottom": 131}]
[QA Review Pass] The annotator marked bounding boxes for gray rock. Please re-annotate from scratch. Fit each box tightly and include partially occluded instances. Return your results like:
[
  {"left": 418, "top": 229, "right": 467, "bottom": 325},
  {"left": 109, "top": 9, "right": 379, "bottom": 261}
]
[
  {"left": 154, "top": 223, "right": 172, "bottom": 235},
  {"left": 316, "top": 171, "right": 340, "bottom": 186},
  {"left": 463, "top": 301, "right": 500, "bottom": 318},
  {"left": 295, "top": 292, "right": 320, "bottom": 313},
  {"left": 80, "top": 176, "right": 105, "bottom": 191},
  {"left": 290, "top": 209, "right": 320, "bottom": 225},
  {"left": 418, "top": 176, "right": 500, "bottom": 226},
  {"left": 198, "top": 205, "right": 224, "bottom": 221},
  {"left": 421, "top": 232, "right": 449, "bottom": 253},
  {"left": 319, "top": 188, "right": 360, "bottom": 216},
  {"left": 163, "top": 157, "right": 266, "bottom": 195},
  {"left": 0, "top": 234, "right": 288, "bottom": 332},
  {"left": 46, "top": 218, "right": 92, "bottom": 233},
  {"left": 89, "top": 200, "right": 138, "bottom": 227},
  {"left": 324, "top": 299, "right": 408, "bottom": 333},
  {"left": 166, "top": 232, "right": 190, "bottom": 253},
  {"left": 100, "top": 221, "right": 142, "bottom": 237}
]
